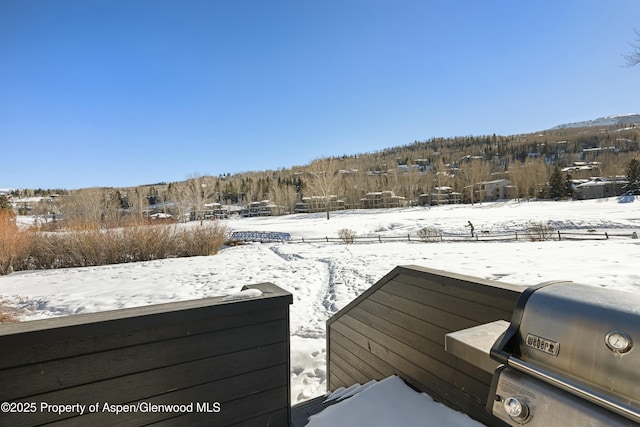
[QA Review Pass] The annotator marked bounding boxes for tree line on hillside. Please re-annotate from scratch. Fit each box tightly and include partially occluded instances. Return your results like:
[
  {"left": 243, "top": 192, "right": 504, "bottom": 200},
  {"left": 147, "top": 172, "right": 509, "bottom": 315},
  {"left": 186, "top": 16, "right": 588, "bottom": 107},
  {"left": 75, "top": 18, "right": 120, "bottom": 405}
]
[{"left": 8, "top": 123, "right": 640, "bottom": 224}]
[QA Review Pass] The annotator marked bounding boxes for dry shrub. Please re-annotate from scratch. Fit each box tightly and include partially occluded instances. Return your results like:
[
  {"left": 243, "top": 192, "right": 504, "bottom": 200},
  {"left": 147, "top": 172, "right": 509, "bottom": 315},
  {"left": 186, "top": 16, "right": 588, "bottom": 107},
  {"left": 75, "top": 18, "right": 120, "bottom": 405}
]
[
  {"left": 417, "top": 227, "right": 442, "bottom": 242},
  {"left": 526, "top": 221, "right": 555, "bottom": 242},
  {"left": 338, "top": 228, "right": 357, "bottom": 244},
  {"left": 121, "top": 224, "right": 174, "bottom": 261},
  {"left": 20, "top": 219, "right": 228, "bottom": 271},
  {"left": 178, "top": 222, "right": 228, "bottom": 256},
  {"left": 0, "top": 210, "right": 31, "bottom": 275}
]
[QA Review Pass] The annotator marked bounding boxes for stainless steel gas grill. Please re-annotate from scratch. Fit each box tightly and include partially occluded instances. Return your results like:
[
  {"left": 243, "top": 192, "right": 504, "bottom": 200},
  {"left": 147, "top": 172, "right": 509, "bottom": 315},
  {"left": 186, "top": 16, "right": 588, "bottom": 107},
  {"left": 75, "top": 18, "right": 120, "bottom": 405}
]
[{"left": 486, "top": 281, "right": 640, "bottom": 426}]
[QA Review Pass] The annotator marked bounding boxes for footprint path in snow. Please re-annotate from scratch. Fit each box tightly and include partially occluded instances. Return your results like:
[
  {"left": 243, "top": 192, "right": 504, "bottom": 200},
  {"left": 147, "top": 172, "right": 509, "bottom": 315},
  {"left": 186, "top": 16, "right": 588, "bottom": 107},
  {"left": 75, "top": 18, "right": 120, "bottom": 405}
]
[{"left": 269, "top": 244, "right": 377, "bottom": 340}]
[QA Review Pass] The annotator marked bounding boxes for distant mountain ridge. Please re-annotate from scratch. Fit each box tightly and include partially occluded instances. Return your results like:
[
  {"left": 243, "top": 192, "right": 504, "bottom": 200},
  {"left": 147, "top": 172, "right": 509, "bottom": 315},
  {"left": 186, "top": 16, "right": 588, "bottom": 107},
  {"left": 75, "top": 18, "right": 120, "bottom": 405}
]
[{"left": 551, "top": 113, "right": 640, "bottom": 130}]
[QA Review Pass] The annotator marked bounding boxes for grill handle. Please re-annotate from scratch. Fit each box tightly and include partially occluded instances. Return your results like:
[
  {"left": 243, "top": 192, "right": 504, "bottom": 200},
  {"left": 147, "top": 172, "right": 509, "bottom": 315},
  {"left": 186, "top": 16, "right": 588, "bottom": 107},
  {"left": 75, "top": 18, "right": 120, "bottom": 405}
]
[{"left": 507, "top": 356, "right": 640, "bottom": 424}]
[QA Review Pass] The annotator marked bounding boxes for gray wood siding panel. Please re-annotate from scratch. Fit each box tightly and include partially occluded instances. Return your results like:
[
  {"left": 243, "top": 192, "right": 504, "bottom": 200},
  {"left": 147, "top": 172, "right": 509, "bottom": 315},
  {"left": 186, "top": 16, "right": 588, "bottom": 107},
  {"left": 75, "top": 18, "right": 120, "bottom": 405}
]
[
  {"left": 327, "top": 266, "right": 521, "bottom": 427},
  {"left": 328, "top": 353, "right": 360, "bottom": 389},
  {"left": 338, "top": 313, "right": 489, "bottom": 401},
  {"left": 356, "top": 297, "right": 451, "bottom": 344},
  {"left": 394, "top": 269, "right": 521, "bottom": 313},
  {"left": 382, "top": 279, "right": 514, "bottom": 324},
  {"left": 0, "top": 283, "right": 292, "bottom": 427},
  {"left": 329, "top": 334, "right": 388, "bottom": 381},
  {"left": 8, "top": 341, "right": 288, "bottom": 411},
  {"left": 347, "top": 304, "right": 493, "bottom": 385},
  {"left": 46, "top": 366, "right": 289, "bottom": 426},
  {"left": 0, "top": 298, "right": 289, "bottom": 369},
  {"left": 369, "top": 289, "right": 478, "bottom": 334},
  {"left": 1, "top": 318, "right": 288, "bottom": 400}
]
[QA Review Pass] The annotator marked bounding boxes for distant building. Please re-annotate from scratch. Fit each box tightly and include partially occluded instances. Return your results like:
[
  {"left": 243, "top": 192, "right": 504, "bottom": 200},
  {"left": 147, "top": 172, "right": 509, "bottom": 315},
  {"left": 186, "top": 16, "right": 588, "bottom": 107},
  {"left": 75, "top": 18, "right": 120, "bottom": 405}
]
[
  {"left": 294, "top": 196, "right": 345, "bottom": 214},
  {"left": 203, "top": 203, "right": 230, "bottom": 219},
  {"left": 240, "top": 200, "right": 285, "bottom": 217},
  {"left": 562, "top": 162, "right": 601, "bottom": 178},
  {"left": 573, "top": 177, "right": 628, "bottom": 200},
  {"left": 478, "top": 178, "right": 511, "bottom": 201},
  {"left": 420, "top": 187, "right": 462, "bottom": 205},
  {"left": 360, "top": 191, "right": 406, "bottom": 209}
]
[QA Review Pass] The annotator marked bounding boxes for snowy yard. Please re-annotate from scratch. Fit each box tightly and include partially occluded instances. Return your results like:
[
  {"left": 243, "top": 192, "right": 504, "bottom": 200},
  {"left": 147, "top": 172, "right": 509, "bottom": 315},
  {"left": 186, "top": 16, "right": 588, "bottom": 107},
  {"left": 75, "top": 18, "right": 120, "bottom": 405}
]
[{"left": 1, "top": 197, "right": 639, "bottom": 425}]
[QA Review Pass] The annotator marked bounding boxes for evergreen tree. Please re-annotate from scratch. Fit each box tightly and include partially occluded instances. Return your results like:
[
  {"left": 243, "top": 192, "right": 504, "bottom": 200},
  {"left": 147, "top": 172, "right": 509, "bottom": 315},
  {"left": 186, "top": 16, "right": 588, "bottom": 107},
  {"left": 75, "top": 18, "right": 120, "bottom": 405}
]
[
  {"left": 0, "top": 195, "right": 12, "bottom": 211},
  {"left": 564, "top": 173, "right": 574, "bottom": 199},
  {"left": 623, "top": 158, "right": 640, "bottom": 195},
  {"left": 549, "top": 165, "right": 565, "bottom": 200}
]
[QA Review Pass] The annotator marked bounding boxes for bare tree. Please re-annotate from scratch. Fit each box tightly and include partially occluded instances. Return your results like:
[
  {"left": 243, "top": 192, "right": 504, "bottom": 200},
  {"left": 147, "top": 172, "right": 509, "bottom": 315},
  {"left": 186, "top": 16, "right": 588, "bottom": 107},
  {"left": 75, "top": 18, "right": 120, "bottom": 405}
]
[
  {"left": 507, "top": 161, "right": 527, "bottom": 201},
  {"left": 520, "top": 158, "right": 549, "bottom": 200},
  {"left": 624, "top": 29, "right": 640, "bottom": 67},
  {"left": 168, "top": 183, "right": 188, "bottom": 222},
  {"left": 60, "top": 188, "right": 107, "bottom": 227},
  {"left": 183, "top": 175, "right": 216, "bottom": 223},
  {"left": 305, "top": 158, "right": 341, "bottom": 220},
  {"left": 431, "top": 157, "right": 452, "bottom": 205},
  {"left": 456, "top": 158, "right": 491, "bottom": 205},
  {"left": 127, "top": 187, "right": 148, "bottom": 221},
  {"left": 269, "top": 179, "right": 298, "bottom": 215}
]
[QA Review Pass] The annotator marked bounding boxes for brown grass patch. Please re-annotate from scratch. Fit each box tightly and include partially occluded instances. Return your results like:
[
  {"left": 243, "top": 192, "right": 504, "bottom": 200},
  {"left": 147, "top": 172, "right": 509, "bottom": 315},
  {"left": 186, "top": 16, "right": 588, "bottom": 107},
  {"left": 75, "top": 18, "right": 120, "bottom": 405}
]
[
  {"left": 13, "top": 219, "right": 228, "bottom": 272},
  {"left": 0, "top": 210, "right": 31, "bottom": 275},
  {"left": 0, "top": 300, "right": 20, "bottom": 323}
]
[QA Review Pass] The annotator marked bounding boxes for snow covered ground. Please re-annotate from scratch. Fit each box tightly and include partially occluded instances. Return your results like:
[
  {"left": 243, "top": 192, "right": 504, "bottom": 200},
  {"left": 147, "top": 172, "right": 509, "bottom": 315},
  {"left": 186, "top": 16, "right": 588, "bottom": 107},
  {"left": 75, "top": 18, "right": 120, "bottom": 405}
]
[{"left": 1, "top": 197, "right": 639, "bottom": 425}]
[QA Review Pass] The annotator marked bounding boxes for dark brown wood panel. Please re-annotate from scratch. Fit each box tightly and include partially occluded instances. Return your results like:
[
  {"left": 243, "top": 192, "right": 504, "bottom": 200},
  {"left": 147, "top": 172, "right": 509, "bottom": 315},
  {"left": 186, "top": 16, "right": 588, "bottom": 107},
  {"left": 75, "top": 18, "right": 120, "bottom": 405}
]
[
  {"left": 329, "top": 333, "right": 389, "bottom": 381},
  {"left": 327, "top": 360, "right": 352, "bottom": 391},
  {"left": 330, "top": 323, "right": 393, "bottom": 371},
  {"left": 327, "top": 265, "right": 521, "bottom": 427},
  {"left": 382, "top": 280, "right": 514, "bottom": 323},
  {"left": 356, "top": 297, "right": 451, "bottom": 344},
  {"left": 0, "top": 283, "right": 293, "bottom": 427},
  {"left": 337, "top": 313, "right": 489, "bottom": 401},
  {"left": 347, "top": 305, "right": 493, "bottom": 384},
  {"left": 369, "top": 289, "right": 478, "bottom": 334},
  {"left": 1, "top": 321, "right": 288, "bottom": 400},
  {"left": 394, "top": 268, "right": 522, "bottom": 311},
  {"left": 0, "top": 292, "right": 289, "bottom": 369},
  {"left": 8, "top": 342, "right": 288, "bottom": 410},
  {"left": 54, "top": 365, "right": 289, "bottom": 426},
  {"left": 328, "top": 352, "right": 361, "bottom": 388}
]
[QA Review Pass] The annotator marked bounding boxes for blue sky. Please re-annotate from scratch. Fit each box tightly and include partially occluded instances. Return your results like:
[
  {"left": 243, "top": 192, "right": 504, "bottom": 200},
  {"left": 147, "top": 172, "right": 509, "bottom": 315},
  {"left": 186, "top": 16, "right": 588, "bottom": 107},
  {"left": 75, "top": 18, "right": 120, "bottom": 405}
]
[{"left": 1, "top": 0, "right": 639, "bottom": 189}]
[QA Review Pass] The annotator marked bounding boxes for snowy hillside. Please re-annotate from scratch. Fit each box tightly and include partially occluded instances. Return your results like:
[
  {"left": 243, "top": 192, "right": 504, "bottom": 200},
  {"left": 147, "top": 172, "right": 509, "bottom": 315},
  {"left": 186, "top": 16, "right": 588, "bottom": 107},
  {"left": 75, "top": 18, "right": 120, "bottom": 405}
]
[
  {"left": 551, "top": 113, "right": 640, "bottom": 129},
  {"left": 1, "top": 197, "right": 639, "bottom": 417}
]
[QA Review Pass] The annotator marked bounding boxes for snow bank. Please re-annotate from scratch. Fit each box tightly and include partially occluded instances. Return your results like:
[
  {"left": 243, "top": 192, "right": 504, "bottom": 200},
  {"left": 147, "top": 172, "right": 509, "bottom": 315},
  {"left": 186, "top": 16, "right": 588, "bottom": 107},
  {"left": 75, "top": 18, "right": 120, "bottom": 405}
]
[{"left": 306, "top": 375, "right": 484, "bottom": 427}]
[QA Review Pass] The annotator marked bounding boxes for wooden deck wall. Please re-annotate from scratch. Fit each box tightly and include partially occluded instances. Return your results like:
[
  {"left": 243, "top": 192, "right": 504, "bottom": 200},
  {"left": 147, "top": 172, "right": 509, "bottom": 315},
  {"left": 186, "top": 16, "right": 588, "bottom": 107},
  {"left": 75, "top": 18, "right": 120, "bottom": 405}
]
[
  {"left": 326, "top": 265, "right": 523, "bottom": 427},
  {"left": 0, "top": 283, "right": 292, "bottom": 427}
]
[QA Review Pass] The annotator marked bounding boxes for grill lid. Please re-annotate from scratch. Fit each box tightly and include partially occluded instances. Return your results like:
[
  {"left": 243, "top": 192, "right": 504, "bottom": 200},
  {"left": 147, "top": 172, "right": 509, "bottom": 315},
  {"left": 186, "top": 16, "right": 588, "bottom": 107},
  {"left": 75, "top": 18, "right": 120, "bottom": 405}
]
[{"left": 490, "top": 281, "right": 640, "bottom": 422}]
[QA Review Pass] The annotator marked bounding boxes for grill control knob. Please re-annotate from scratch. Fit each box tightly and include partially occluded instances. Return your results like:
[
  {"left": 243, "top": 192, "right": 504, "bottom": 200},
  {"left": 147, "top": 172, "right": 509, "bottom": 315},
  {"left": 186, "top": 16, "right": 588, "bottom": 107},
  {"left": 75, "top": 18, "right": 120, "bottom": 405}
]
[{"left": 503, "top": 397, "right": 529, "bottom": 422}]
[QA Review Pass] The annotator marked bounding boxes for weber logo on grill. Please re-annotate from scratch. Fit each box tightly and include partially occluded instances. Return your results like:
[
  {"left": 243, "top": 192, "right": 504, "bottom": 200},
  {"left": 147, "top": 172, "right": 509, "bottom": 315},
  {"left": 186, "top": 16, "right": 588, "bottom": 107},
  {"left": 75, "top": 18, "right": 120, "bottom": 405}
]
[{"left": 526, "top": 334, "right": 559, "bottom": 356}]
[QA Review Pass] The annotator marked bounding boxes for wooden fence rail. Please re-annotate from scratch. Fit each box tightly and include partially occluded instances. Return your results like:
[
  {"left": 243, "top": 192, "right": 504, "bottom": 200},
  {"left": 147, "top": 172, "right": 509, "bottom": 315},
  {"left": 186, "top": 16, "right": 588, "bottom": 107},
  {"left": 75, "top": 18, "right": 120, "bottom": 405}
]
[{"left": 287, "top": 230, "right": 638, "bottom": 244}]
